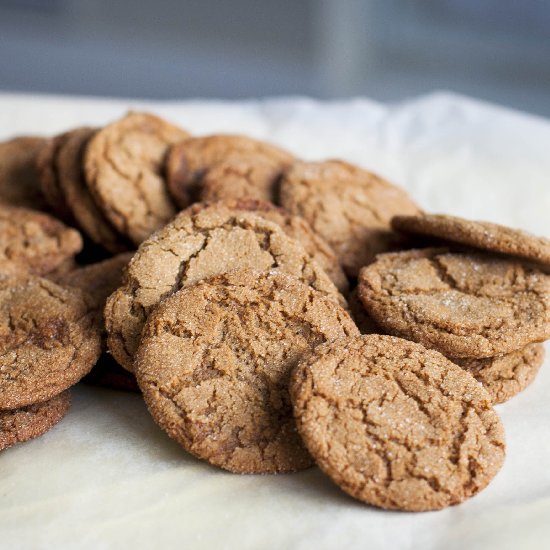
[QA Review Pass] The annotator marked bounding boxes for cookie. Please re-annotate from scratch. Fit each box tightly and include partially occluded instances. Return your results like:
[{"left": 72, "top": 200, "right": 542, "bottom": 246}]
[
  {"left": 392, "top": 214, "right": 550, "bottom": 269},
  {"left": 0, "top": 391, "right": 71, "bottom": 451},
  {"left": 0, "top": 137, "right": 49, "bottom": 211},
  {"left": 452, "top": 344, "right": 545, "bottom": 405},
  {"left": 82, "top": 355, "right": 140, "bottom": 393},
  {"left": 290, "top": 334, "right": 506, "bottom": 511},
  {"left": 166, "top": 135, "right": 294, "bottom": 208},
  {"left": 105, "top": 205, "right": 345, "bottom": 371},
  {"left": 57, "top": 127, "right": 131, "bottom": 253},
  {"left": 135, "top": 269, "right": 359, "bottom": 473},
  {"left": 0, "top": 204, "right": 82, "bottom": 276},
  {"left": 192, "top": 199, "right": 348, "bottom": 293},
  {"left": 0, "top": 275, "right": 101, "bottom": 410},
  {"left": 85, "top": 112, "right": 189, "bottom": 245},
  {"left": 357, "top": 248, "right": 550, "bottom": 358},
  {"left": 348, "top": 288, "right": 379, "bottom": 334},
  {"left": 279, "top": 160, "right": 421, "bottom": 277}
]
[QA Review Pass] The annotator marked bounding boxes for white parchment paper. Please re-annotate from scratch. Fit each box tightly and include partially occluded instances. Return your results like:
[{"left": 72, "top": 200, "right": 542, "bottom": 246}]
[{"left": 1, "top": 92, "right": 549, "bottom": 550}]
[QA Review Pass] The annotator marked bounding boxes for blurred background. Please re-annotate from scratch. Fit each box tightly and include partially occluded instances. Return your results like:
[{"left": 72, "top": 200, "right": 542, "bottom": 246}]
[{"left": 1, "top": 0, "right": 549, "bottom": 116}]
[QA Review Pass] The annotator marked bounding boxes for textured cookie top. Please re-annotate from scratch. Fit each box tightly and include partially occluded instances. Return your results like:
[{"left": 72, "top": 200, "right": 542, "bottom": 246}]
[
  {"left": 452, "top": 344, "right": 544, "bottom": 405},
  {"left": 135, "top": 269, "right": 359, "bottom": 474},
  {"left": 57, "top": 127, "right": 131, "bottom": 254},
  {"left": 392, "top": 214, "right": 550, "bottom": 268},
  {"left": 85, "top": 112, "right": 189, "bottom": 244},
  {"left": 0, "top": 137, "right": 49, "bottom": 211},
  {"left": 0, "top": 276, "right": 101, "bottom": 410},
  {"left": 279, "top": 160, "right": 420, "bottom": 277},
  {"left": 105, "top": 205, "right": 345, "bottom": 371},
  {"left": 0, "top": 205, "right": 82, "bottom": 276},
  {"left": 0, "top": 390, "right": 71, "bottom": 451},
  {"left": 358, "top": 249, "right": 550, "bottom": 358},
  {"left": 290, "top": 334, "right": 506, "bottom": 512},
  {"left": 166, "top": 134, "right": 294, "bottom": 208},
  {"left": 190, "top": 199, "right": 348, "bottom": 293}
]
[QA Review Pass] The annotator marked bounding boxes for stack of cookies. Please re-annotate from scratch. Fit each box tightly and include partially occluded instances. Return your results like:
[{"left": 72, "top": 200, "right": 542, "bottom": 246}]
[{"left": 1, "top": 111, "right": 548, "bottom": 514}]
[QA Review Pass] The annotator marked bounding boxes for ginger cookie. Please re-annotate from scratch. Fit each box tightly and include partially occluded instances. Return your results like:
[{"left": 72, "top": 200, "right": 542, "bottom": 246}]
[
  {"left": 85, "top": 112, "right": 189, "bottom": 245},
  {"left": 0, "top": 204, "right": 82, "bottom": 276},
  {"left": 0, "top": 391, "right": 71, "bottom": 451},
  {"left": 357, "top": 248, "right": 550, "bottom": 358},
  {"left": 191, "top": 200, "right": 348, "bottom": 293},
  {"left": 452, "top": 344, "right": 545, "bottom": 405},
  {"left": 290, "top": 334, "right": 506, "bottom": 512},
  {"left": 57, "top": 127, "right": 131, "bottom": 253},
  {"left": 105, "top": 205, "right": 345, "bottom": 371},
  {"left": 348, "top": 288, "right": 379, "bottom": 334},
  {"left": 392, "top": 214, "right": 550, "bottom": 269},
  {"left": 166, "top": 134, "right": 294, "bottom": 208},
  {"left": 135, "top": 269, "right": 359, "bottom": 473},
  {"left": 0, "top": 137, "right": 49, "bottom": 211},
  {"left": 0, "top": 276, "right": 101, "bottom": 410},
  {"left": 279, "top": 160, "right": 421, "bottom": 277}
]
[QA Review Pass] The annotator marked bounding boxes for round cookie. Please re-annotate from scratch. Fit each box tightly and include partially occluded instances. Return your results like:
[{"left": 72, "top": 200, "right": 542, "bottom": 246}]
[
  {"left": 0, "top": 391, "right": 71, "bottom": 451},
  {"left": 452, "top": 344, "right": 545, "bottom": 405},
  {"left": 392, "top": 214, "right": 550, "bottom": 269},
  {"left": 85, "top": 112, "right": 189, "bottom": 245},
  {"left": 166, "top": 134, "right": 294, "bottom": 208},
  {"left": 279, "top": 160, "right": 421, "bottom": 277},
  {"left": 0, "top": 204, "right": 82, "bottom": 276},
  {"left": 0, "top": 136, "right": 49, "bottom": 211},
  {"left": 105, "top": 205, "right": 345, "bottom": 371},
  {"left": 192, "top": 199, "right": 348, "bottom": 294},
  {"left": 357, "top": 248, "right": 550, "bottom": 358},
  {"left": 290, "top": 334, "right": 506, "bottom": 512},
  {"left": 0, "top": 275, "right": 101, "bottom": 410},
  {"left": 57, "top": 127, "right": 131, "bottom": 253},
  {"left": 135, "top": 269, "right": 359, "bottom": 473}
]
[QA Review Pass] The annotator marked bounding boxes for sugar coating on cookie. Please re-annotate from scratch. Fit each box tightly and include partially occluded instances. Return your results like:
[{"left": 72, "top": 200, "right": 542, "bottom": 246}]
[
  {"left": 279, "top": 160, "right": 420, "bottom": 277},
  {"left": 0, "top": 390, "right": 71, "bottom": 450},
  {"left": 0, "top": 276, "right": 101, "bottom": 410},
  {"left": 290, "top": 334, "right": 506, "bottom": 512},
  {"left": 85, "top": 112, "right": 189, "bottom": 245},
  {"left": 105, "top": 205, "right": 346, "bottom": 371},
  {"left": 135, "top": 269, "right": 359, "bottom": 474},
  {"left": 166, "top": 134, "right": 294, "bottom": 208},
  {"left": 358, "top": 248, "right": 550, "bottom": 358},
  {"left": 452, "top": 344, "right": 545, "bottom": 405},
  {"left": 392, "top": 213, "right": 550, "bottom": 268}
]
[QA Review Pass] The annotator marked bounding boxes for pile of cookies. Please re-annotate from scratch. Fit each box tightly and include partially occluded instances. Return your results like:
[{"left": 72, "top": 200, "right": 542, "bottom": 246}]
[{"left": 1, "top": 112, "right": 549, "bottom": 513}]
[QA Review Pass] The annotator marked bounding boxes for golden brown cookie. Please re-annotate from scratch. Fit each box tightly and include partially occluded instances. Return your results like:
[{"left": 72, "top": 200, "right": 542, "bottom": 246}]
[
  {"left": 0, "top": 136, "right": 49, "bottom": 211},
  {"left": 135, "top": 269, "right": 359, "bottom": 473},
  {"left": 0, "top": 275, "right": 101, "bottom": 410},
  {"left": 0, "top": 390, "right": 71, "bottom": 451},
  {"left": 392, "top": 214, "right": 550, "bottom": 269},
  {"left": 191, "top": 199, "right": 348, "bottom": 294},
  {"left": 166, "top": 134, "right": 294, "bottom": 208},
  {"left": 0, "top": 204, "right": 82, "bottom": 276},
  {"left": 452, "top": 344, "right": 545, "bottom": 405},
  {"left": 348, "top": 288, "right": 379, "bottom": 334},
  {"left": 357, "top": 248, "right": 550, "bottom": 358},
  {"left": 290, "top": 334, "right": 506, "bottom": 512},
  {"left": 85, "top": 112, "right": 189, "bottom": 245},
  {"left": 279, "top": 160, "right": 421, "bottom": 277},
  {"left": 105, "top": 205, "right": 345, "bottom": 371},
  {"left": 57, "top": 127, "right": 131, "bottom": 253}
]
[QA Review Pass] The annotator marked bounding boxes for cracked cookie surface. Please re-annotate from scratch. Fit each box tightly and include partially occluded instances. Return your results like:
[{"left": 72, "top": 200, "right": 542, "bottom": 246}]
[
  {"left": 452, "top": 343, "right": 544, "bottom": 405},
  {"left": 105, "top": 205, "right": 345, "bottom": 371},
  {"left": 0, "top": 276, "right": 101, "bottom": 409},
  {"left": 392, "top": 213, "right": 550, "bottom": 268},
  {"left": 85, "top": 112, "right": 189, "bottom": 245},
  {"left": 290, "top": 334, "right": 506, "bottom": 511},
  {"left": 0, "top": 390, "right": 70, "bottom": 450},
  {"left": 358, "top": 249, "right": 550, "bottom": 358},
  {"left": 135, "top": 269, "right": 359, "bottom": 473},
  {"left": 279, "top": 160, "right": 420, "bottom": 277}
]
